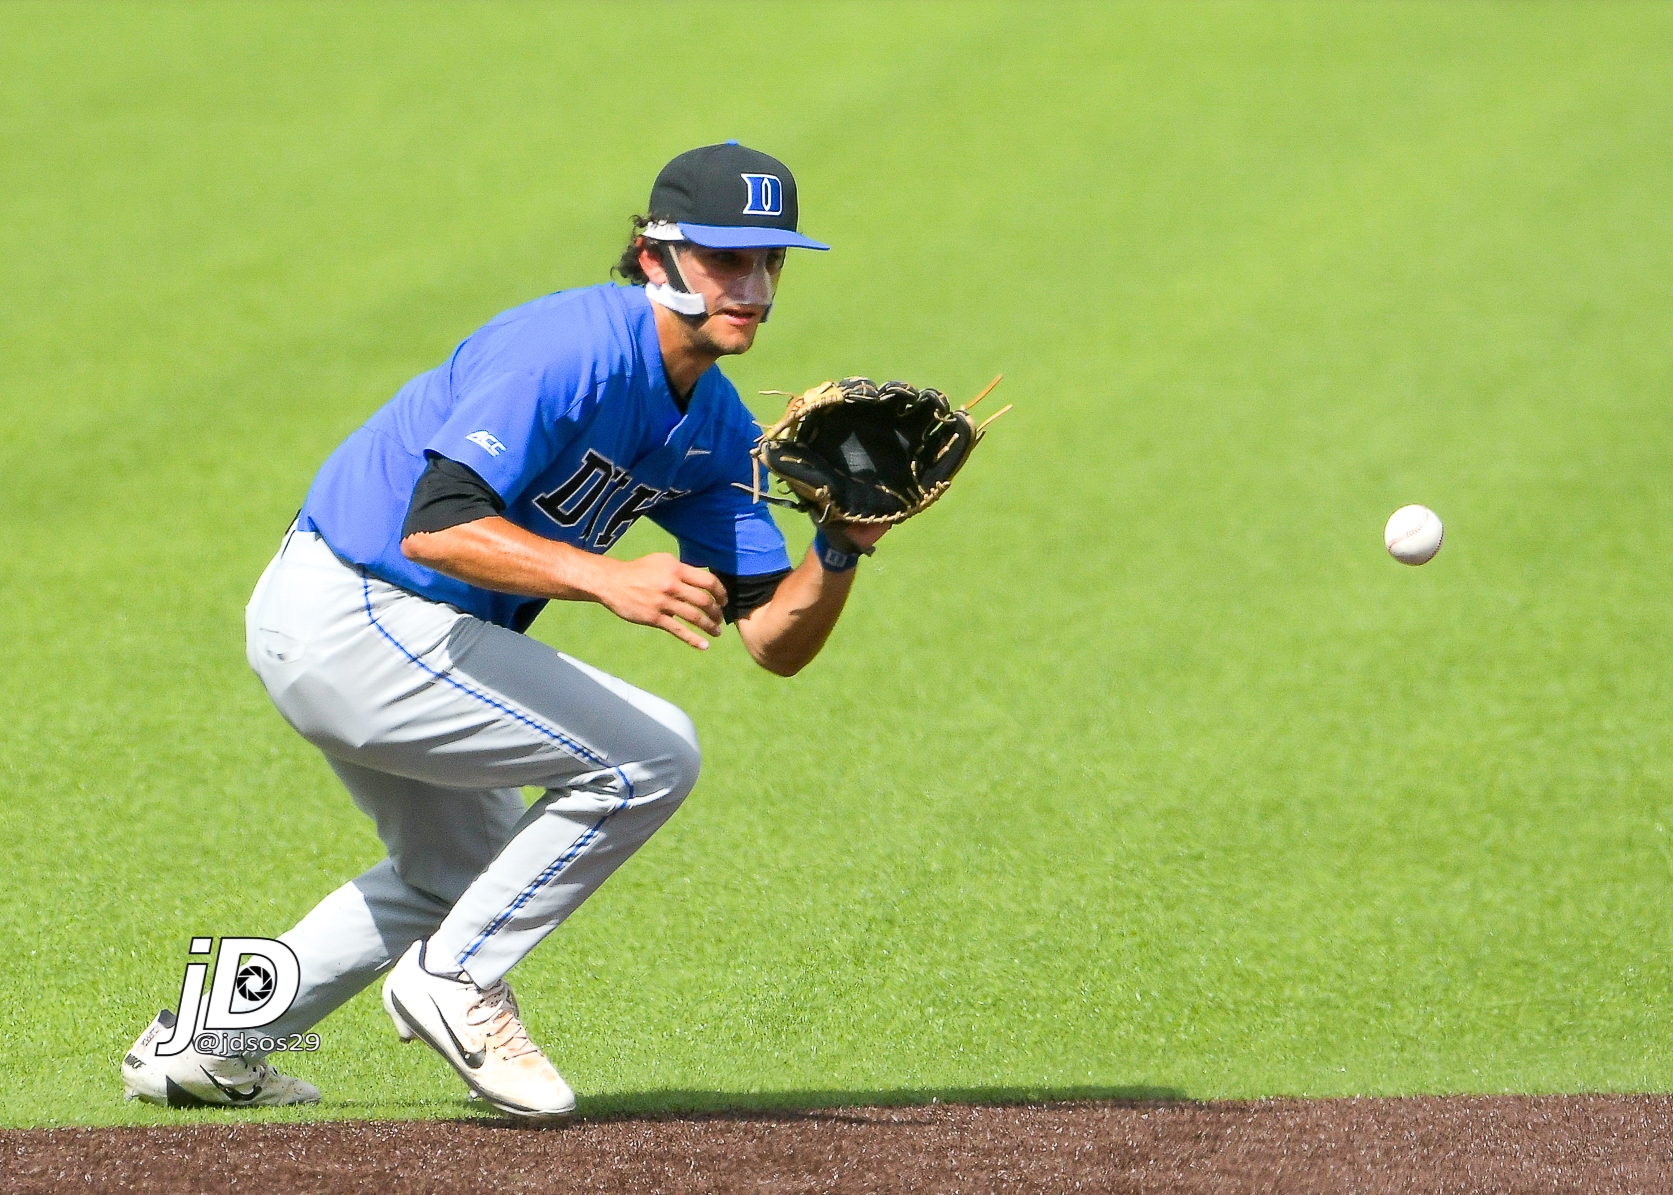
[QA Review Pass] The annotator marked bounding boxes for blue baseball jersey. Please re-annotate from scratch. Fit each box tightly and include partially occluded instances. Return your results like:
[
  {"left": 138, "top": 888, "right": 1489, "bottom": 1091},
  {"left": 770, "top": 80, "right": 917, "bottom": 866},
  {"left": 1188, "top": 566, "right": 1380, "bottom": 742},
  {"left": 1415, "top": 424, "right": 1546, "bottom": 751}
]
[{"left": 297, "top": 283, "right": 791, "bottom": 631}]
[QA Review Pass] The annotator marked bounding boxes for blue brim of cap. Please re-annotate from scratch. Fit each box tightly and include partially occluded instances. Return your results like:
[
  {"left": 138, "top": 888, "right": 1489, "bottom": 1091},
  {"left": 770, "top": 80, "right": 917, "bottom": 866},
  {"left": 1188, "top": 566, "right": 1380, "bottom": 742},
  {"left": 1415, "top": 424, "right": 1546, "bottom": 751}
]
[{"left": 678, "top": 222, "right": 830, "bottom": 251}]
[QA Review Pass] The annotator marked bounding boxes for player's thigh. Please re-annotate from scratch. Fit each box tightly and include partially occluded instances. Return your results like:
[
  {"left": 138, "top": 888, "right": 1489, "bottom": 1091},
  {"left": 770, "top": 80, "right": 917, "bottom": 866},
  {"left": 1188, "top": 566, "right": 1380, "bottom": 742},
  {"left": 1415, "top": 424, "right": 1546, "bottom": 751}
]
[
  {"left": 444, "top": 622, "right": 702, "bottom": 788},
  {"left": 325, "top": 756, "right": 526, "bottom": 905},
  {"left": 251, "top": 543, "right": 697, "bottom": 792}
]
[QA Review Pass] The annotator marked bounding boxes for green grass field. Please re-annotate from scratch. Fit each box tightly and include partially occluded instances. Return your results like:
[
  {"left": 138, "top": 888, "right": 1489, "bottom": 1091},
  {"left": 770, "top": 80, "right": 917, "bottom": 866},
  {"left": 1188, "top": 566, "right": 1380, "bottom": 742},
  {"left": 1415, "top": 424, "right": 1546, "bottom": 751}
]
[{"left": 3, "top": 1, "right": 1670, "bottom": 1128}]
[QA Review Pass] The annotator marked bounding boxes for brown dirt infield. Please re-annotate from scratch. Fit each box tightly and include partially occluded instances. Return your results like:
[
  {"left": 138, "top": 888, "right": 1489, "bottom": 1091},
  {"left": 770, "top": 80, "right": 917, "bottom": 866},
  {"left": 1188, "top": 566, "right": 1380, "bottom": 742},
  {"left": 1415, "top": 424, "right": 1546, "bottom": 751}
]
[{"left": 5, "top": 1095, "right": 1670, "bottom": 1194}]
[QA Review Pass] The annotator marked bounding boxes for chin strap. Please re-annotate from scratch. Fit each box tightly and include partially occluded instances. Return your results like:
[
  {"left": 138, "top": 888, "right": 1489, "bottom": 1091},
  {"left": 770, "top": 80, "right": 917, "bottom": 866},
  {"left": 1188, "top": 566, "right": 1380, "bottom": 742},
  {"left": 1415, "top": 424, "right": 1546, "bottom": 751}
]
[
  {"left": 646, "top": 242, "right": 704, "bottom": 317},
  {"left": 645, "top": 281, "right": 708, "bottom": 317}
]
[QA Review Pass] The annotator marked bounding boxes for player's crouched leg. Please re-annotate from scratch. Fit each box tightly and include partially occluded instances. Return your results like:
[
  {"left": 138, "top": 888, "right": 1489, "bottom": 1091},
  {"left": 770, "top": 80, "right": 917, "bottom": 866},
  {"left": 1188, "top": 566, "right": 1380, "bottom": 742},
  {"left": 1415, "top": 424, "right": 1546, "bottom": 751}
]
[
  {"left": 418, "top": 626, "right": 704, "bottom": 986},
  {"left": 380, "top": 636, "right": 702, "bottom": 1118}
]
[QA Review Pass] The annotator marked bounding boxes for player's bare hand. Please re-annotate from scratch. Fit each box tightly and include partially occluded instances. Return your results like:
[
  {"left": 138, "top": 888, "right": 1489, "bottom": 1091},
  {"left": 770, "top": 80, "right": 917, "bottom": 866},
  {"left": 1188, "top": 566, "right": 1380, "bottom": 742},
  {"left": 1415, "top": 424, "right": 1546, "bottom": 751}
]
[{"left": 596, "top": 553, "right": 727, "bottom": 650}]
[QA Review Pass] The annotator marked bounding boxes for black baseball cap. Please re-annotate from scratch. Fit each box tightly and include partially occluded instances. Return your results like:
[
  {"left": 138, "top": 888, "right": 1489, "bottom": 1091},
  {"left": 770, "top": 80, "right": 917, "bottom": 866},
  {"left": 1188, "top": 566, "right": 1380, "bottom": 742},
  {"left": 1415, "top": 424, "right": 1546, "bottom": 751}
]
[{"left": 646, "top": 141, "right": 829, "bottom": 251}]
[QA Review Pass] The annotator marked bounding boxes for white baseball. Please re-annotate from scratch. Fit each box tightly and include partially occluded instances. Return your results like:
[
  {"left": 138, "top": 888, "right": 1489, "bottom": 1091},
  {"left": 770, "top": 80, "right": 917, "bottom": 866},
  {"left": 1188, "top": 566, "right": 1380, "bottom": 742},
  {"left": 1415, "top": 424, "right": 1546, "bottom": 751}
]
[{"left": 1385, "top": 504, "right": 1444, "bottom": 565}]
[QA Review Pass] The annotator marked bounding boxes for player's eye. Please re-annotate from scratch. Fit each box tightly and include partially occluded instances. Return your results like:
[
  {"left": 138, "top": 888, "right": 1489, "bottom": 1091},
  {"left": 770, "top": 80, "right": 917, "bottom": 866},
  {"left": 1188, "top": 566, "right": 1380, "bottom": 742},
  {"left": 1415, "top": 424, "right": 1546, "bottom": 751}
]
[{"left": 763, "top": 249, "right": 786, "bottom": 272}]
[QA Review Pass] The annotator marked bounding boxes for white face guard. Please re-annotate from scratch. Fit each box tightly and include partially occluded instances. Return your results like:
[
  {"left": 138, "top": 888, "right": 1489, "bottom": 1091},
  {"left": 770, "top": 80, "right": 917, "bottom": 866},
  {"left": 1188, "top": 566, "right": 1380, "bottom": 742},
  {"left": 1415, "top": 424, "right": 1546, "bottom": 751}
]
[{"left": 645, "top": 241, "right": 783, "bottom": 320}]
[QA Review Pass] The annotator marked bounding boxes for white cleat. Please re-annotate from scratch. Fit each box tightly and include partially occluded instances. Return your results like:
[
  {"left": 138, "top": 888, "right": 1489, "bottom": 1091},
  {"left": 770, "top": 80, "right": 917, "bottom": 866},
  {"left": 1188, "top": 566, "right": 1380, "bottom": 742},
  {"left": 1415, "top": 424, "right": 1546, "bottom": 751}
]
[
  {"left": 121, "top": 1009, "right": 321, "bottom": 1108},
  {"left": 382, "top": 939, "right": 575, "bottom": 1120}
]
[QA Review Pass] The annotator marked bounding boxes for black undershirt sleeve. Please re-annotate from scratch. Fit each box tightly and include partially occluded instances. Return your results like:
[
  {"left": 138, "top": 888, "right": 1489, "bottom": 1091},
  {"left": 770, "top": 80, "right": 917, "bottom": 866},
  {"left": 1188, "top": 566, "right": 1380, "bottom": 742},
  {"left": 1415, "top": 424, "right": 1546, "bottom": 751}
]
[
  {"left": 711, "top": 568, "right": 791, "bottom": 624},
  {"left": 402, "top": 454, "right": 505, "bottom": 538}
]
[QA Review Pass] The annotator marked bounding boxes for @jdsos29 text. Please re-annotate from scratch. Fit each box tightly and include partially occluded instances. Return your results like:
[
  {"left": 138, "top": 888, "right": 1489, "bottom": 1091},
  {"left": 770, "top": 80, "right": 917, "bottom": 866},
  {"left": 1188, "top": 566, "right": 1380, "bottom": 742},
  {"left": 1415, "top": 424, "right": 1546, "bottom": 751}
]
[{"left": 157, "top": 937, "right": 320, "bottom": 1056}]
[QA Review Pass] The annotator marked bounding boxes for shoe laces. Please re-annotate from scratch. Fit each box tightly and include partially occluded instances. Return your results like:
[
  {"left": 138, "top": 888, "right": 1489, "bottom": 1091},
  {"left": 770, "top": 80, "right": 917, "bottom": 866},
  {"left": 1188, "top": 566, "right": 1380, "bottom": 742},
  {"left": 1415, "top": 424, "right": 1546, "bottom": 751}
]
[{"left": 465, "top": 980, "right": 541, "bottom": 1062}]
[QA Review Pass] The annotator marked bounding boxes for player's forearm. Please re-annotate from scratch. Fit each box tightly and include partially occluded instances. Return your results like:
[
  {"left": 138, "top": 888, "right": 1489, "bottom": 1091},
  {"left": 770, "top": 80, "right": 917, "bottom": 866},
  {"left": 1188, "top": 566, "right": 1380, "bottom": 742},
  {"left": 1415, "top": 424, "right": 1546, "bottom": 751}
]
[
  {"left": 404, "top": 517, "right": 727, "bottom": 649},
  {"left": 401, "top": 517, "right": 610, "bottom": 603},
  {"left": 735, "top": 549, "right": 859, "bottom": 677}
]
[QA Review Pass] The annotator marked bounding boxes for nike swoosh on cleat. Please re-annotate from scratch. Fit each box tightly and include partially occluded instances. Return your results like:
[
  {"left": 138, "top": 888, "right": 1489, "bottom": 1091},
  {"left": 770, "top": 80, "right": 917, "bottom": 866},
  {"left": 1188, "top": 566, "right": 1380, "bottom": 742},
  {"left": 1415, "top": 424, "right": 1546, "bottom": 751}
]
[
  {"left": 430, "top": 995, "right": 486, "bottom": 1068},
  {"left": 199, "top": 1067, "right": 263, "bottom": 1103}
]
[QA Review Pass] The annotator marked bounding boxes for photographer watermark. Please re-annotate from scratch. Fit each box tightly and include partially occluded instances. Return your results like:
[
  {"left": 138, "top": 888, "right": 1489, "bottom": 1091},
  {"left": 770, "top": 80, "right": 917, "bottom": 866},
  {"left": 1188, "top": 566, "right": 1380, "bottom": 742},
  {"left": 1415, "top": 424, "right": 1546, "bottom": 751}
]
[{"left": 155, "top": 936, "right": 320, "bottom": 1056}]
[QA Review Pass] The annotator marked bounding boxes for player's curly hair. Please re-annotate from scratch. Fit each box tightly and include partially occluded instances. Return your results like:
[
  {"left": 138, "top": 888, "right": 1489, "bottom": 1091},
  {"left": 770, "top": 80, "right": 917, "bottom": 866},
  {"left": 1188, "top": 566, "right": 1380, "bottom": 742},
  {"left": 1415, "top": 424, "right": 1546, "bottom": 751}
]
[{"left": 612, "top": 214, "right": 670, "bottom": 286}]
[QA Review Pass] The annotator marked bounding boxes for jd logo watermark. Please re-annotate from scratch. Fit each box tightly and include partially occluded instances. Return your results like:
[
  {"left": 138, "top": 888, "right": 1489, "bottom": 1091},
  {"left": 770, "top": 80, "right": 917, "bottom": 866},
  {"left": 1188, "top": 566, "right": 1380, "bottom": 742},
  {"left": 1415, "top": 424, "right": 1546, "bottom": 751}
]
[{"left": 154, "top": 937, "right": 301, "bottom": 1057}]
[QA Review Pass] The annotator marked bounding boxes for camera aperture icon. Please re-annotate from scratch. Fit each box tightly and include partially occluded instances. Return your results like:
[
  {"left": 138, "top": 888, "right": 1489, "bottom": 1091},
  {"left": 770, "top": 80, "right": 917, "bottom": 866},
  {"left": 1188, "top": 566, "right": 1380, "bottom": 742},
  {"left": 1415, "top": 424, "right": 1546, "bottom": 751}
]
[{"left": 234, "top": 960, "right": 275, "bottom": 1005}]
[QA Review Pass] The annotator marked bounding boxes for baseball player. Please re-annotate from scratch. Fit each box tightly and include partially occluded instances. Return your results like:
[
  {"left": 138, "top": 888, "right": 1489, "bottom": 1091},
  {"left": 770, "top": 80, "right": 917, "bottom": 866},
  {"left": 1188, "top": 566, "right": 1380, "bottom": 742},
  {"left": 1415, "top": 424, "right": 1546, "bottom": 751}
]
[{"left": 122, "top": 142, "right": 883, "bottom": 1117}]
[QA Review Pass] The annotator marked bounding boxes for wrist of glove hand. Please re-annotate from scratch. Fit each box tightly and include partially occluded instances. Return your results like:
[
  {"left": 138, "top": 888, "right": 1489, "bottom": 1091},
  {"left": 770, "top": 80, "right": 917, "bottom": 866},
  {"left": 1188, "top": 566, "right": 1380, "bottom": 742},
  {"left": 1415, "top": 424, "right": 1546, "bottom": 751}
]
[
  {"left": 812, "top": 527, "right": 862, "bottom": 573},
  {"left": 814, "top": 520, "right": 874, "bottom": 558}
]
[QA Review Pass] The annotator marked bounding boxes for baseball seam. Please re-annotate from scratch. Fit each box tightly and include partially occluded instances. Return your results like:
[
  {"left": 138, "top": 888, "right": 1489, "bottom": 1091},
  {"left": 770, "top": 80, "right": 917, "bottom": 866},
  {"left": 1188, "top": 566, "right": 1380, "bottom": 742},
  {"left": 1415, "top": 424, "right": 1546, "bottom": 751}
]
[{"left": 1388, "top": 513, "right": 1442, "bottom": 560}]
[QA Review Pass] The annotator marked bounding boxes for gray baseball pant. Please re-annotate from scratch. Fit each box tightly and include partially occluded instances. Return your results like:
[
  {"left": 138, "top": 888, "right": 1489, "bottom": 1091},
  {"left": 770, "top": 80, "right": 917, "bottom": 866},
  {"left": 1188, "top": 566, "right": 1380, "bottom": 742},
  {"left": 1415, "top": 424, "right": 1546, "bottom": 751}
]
[{"left": 245, "top": 526, "right": 700, "bottom": 1040}]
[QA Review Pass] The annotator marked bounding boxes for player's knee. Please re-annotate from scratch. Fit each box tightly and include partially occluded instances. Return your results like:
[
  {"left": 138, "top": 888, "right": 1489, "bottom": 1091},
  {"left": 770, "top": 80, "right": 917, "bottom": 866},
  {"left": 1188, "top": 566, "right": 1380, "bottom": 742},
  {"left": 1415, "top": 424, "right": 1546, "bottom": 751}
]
[
  {"left": 663, "top": 704, "right": 699, "bottom": 761},
  {"left": 658, "top": 717, "right": 702, "bottom": 805},
  {"left": 634, "top": 705, "right": 700, "bottom": 808}
]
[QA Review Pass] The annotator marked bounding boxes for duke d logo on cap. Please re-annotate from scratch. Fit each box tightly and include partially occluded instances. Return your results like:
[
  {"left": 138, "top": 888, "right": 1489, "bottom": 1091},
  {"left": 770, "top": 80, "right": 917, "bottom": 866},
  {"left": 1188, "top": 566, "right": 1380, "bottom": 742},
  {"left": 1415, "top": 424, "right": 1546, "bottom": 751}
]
[
  {"left": 740, "top": 173, "right": 783, "bottom": 216},
  {"left": 647, "top": 143, "right": 829, "bottom": 251}
]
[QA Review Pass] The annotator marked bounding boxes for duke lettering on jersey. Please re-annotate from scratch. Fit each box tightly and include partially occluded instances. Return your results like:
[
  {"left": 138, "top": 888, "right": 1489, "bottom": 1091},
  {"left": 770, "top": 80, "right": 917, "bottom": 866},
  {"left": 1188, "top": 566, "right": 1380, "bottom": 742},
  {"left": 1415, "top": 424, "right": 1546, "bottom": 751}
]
[
  {"left": 534, "top": 451, "right": 689, "bottom": 550},
  {"left": 599, "top": 484, "right": 682, "bottom": 548},
  {"left": 535, "top": 451, "right": 625, "bottom": 528}
]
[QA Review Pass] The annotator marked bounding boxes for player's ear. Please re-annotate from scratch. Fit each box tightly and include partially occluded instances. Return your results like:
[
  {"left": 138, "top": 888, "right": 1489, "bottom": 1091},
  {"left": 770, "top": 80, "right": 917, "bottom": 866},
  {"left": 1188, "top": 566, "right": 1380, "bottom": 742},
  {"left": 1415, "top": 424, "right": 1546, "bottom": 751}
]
[{"left": 638, "top": 243, "right": 668, "bottom": 287}]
